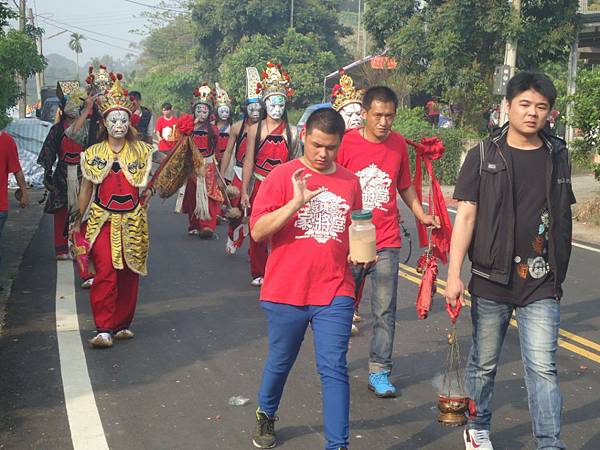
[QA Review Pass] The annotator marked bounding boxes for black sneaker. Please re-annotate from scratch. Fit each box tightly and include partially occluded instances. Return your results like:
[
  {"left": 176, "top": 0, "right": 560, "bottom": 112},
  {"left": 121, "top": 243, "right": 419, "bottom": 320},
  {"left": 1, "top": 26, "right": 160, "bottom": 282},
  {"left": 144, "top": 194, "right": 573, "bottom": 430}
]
[{"left": 252, "top": 408, "right": 277, "bottom": 449}]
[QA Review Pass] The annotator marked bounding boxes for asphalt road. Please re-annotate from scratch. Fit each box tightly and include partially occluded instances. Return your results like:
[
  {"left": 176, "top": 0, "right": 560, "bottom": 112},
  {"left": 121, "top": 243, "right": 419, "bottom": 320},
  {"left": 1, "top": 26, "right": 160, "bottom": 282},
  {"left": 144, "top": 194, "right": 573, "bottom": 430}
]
[{"left": 1, "top": 195, "right": 600, "bottom": 450}]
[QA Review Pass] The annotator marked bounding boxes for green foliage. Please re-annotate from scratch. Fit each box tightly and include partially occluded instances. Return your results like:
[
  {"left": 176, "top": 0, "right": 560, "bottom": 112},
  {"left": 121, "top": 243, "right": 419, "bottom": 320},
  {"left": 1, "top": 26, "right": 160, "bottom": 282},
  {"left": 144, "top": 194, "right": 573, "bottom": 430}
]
[
  {"left": 191, "top": 0, "right": 349, "bottom": 75},
  {"left": 0, "top": 2, "right": 46, "bottom": 128},
  {"left": 570, "top": 67, "right": 600, "bottom": 181},
  {"left": 220, "top": 29, "right": 338, "bottom": 108},
  {"left": 130, "top": 68, "right": 199, "bottom": 114},
  {"left": 364, "top": 0, "right": 580, "bottom": 129},
  {"left": 393, "top": 108, "right": 481, "bottom": 185}
]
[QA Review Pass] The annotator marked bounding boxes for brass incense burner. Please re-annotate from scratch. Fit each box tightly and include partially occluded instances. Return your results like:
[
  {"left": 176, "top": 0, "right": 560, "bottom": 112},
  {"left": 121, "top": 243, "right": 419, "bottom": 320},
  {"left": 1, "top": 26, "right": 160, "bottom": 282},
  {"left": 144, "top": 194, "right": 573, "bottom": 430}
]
[{"left": 437, "top": 395, "right": 468, "bottom": 426}]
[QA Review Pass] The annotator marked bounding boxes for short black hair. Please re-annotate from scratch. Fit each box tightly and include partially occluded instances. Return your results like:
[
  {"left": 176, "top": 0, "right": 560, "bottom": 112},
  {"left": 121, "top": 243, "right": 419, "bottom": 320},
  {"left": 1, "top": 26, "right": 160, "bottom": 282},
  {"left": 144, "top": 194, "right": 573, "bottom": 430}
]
[
  {"left": 506, "top": 71, "right": 557, "bottom": 109},
  {"left": 161, "top": 102, "right": 172, "bottom": 110},
  {"left": 305, "top": 108, "right": 345, "bottom": 139},
  {"left": 129, "top": 91, "right": 141, "bottom": 101},
  {"left": 363, "top": 86, "right": 398, "bottom": 110}
]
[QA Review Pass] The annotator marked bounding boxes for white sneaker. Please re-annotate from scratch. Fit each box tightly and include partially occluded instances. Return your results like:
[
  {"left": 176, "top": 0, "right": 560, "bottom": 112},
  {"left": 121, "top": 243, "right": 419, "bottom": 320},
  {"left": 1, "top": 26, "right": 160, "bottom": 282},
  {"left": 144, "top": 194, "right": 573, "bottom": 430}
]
[
  {"left": 464, "top": 429, "right": 493, "bottom": 450},
  {"left": 225, "top": 238, "right": 237, "bottom": 255},
  {"left": 353, "top": 312, "right": 362, "bottom": 323},
  {"left": 81, "top": 278, "right": 94, "bottom": 289},
  {"left": 188, "top": 229, "right": 200, "bottom": 236},
  {"left": 56, "top": 253, "right": 71, "bottom": 261},
  {"left": 351, "top": 324, "right": 359, "bottom": 335},
  {"left": 251, "top": 277, "right": 263, "bottom": 287}
]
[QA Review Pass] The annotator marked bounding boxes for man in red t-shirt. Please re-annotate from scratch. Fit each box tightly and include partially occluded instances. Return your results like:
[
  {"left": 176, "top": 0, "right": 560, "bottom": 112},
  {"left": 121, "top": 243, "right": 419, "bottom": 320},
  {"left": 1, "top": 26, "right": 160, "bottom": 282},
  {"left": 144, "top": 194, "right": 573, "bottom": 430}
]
[
  {"left": 249, "top": 108, "right": 363, "bottom": 450},
  {"left": 154, "top": 102, "right": 178, "bottom": 152},
  {"left": 1, "top": 131, "right": 29, "bottom": 287},
  {"left": 337, "top": 86, "right": 439, "bottom": 398}
]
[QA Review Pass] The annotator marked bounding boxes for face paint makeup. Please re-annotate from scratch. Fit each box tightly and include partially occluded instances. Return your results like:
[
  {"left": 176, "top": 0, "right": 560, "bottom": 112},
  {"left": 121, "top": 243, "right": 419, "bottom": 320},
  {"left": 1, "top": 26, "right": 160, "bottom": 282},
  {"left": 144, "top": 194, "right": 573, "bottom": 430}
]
[
  {"left": 265, "top": 95, "right": 286, "bottom": 120},
  {"left": 194, "top": 103, "right": 210, "bottom": 123},
  {"left": 105, "top": 110, "right": 130, "bottom": 139},
  {"left": 217, "top": 105, "right": 230, "bottom": 121},
  {"left": 247, "top": 102, "right": 263, "bottom": 122},
  {"left": 339, "top": 102, "right": 363, "bottom": 129}
]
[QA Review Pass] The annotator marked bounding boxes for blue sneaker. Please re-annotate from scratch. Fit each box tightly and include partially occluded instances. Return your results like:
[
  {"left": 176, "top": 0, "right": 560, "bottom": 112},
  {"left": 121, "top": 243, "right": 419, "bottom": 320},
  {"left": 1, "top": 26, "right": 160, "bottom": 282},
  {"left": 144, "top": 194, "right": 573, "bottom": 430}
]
[{"left": 368, "top": 371, "right": 397, "bottom": 398}]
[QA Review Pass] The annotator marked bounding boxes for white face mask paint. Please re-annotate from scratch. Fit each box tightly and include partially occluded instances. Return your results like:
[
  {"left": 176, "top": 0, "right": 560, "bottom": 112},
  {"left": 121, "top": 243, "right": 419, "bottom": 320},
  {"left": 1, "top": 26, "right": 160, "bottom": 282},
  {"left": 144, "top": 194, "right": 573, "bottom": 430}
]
[
  {"left": 217, "top": 105, "right": 230, "bottom": 121},
  {"left": 105, "top": 110, "right": 130, "bottom": 139},
  {"left": 194, "top": 103, "right": 210, "bottom": 123},
  {"left": 265, "top": 95, "right": 286, "bottom": 120},
  {"left": 247, "top": 102, "right": 263, "bottom": 122},
  {"left": 339, "top": 102, "right": 363, "bottom": 129}
]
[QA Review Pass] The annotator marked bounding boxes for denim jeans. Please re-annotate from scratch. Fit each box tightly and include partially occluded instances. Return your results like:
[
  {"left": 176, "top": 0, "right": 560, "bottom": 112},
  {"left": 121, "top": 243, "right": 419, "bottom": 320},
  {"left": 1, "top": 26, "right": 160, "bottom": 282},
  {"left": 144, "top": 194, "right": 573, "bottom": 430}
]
[
  {"left": 258, "top": 296, "right": 354, "bottom": 450},
  {"left": 0, "top": 211, "right": 7, "bottom": 273},
  {"left": 466, "top": 296, "right": 565, "bottom": 450},
  {"left": 353, "top": 248, "right": 400, "bottom": 373}
]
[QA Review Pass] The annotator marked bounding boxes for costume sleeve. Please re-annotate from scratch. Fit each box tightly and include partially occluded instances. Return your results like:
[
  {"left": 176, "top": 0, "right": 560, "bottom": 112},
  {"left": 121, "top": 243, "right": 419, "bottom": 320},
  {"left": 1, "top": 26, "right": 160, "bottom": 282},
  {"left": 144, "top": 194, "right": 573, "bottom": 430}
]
[
  {"left": 37, "top": 123, "right": 62, "bottom": 171},
  {"left": 453, "top": 144, "right": 481, "bottom": 202},
  {"left": 6, "top": 134, "right": 22, "bottom": 174},
  {"left": 65, "top": 119, "right": 90, "bottom": 147},
  {"left": 396, "top": 138, "right": 412, "bottom": 192},
  {"left": 250, "top": 167, "right": 286, "bottom": 229}
]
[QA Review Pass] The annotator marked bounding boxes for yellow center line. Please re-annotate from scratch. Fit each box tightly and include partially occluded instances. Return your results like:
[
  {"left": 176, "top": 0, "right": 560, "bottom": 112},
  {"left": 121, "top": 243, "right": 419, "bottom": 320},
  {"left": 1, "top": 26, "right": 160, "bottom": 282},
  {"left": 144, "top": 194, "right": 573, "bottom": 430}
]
[{"left": 397, "top": 265, "right": 600, "bottom": 364}]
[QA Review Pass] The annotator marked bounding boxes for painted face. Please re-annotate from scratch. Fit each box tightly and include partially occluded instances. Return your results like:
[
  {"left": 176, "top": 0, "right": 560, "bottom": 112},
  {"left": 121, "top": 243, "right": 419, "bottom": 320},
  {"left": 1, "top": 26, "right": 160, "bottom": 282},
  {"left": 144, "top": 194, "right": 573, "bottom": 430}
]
[
  {"left": 265, "top": 95, "right": 286, "bottom": 120},
  {"left": 217, "top": 105, "right": 230, "bottom": 121},
  {"left": 104, "top": 110, "right": 130, "bottom": 139},
  {"left": 194, "top": 103, "right": 210, "bottom": 123},
  {"left": 339, "top": 102, "right": 363, "bottom": 129},
  {"left": 63, "top": 97, "right": 83, "bottom": 119},
  {"left": 247, "top": 102, "right": 263, "bottom": 123}
]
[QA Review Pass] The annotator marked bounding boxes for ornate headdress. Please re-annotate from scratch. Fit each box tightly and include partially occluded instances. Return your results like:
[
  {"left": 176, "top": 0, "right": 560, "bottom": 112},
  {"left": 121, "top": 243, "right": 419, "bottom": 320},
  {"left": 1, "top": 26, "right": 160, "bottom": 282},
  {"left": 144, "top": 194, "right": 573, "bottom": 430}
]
[
  {"left": 245, "top": 67, "right": 261, "bottom": 104},
  {"left": 257, "top": 62, "right": 294, "bottom": 100},
  {"left": 214, "top": 83, "right": 231, "bottom": 109},
  {"left": 56, "top": 80, "right": 86, "bottom": 109},
  {"left": 98, "top": 72, "right": 133, "bottom": 117},
  {"left": 85, "top": 64, "right": 112, "bottom": 94},
  {"left": 192, "top": 83, "right": 215, "bottom": 109},
  {"left": 331, "top": 69, "right": 364, "bottom": 111}
]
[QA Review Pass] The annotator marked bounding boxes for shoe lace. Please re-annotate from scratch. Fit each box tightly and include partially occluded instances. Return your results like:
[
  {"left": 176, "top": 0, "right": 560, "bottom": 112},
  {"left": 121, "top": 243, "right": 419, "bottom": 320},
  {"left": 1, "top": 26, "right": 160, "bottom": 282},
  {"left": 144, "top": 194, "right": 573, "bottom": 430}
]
[
  {"left": 373, "top": 372, "right": 393, "bottom": 388},
  {"left": 472, "top": 430, "right": 490, "bottom": 443},
  {"left": 257, "top": 413, "right": 277, "bottom": 435}
]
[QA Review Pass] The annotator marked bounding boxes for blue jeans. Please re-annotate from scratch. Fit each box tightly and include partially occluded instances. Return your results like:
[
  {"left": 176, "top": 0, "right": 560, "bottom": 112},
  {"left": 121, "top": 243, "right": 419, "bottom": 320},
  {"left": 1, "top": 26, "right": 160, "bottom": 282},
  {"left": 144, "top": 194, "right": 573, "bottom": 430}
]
[
  {"left": 353, "top": 248, "right": 400, "bottom": 373},
  {"left": 466, "top": 296, "right": 565, "bottom": 450},
  {"left": 258, "top": 296, "right": 354, "bottom": 450},
  {"left": 0, "top": 211, "right": 7, "bottom": 273}
]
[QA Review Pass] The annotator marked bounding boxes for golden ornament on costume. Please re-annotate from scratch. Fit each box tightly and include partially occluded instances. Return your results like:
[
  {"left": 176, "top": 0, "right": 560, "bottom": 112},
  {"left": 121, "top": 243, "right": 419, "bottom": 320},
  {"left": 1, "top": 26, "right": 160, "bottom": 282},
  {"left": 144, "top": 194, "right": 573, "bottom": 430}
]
[
  {"left": 193, "top": 83, "right": 215, "bottom": 108},
  {"left": 257, "top": 61, "right": 294, "bottom": 99},
  {"left": 81, "top": 140, "right": 154, "bottom": 275},
  {"left": 214, "top": 82, "right": 231, "bottom": 108},
  {"left": 98, "top": 73, "right": 133, "bottom": 117},
  {"left": 331, "top": 70, "right": 364, "bottom": 111},
  {"left": 85, "top": 64, "right": 112, "bottom": 93}
]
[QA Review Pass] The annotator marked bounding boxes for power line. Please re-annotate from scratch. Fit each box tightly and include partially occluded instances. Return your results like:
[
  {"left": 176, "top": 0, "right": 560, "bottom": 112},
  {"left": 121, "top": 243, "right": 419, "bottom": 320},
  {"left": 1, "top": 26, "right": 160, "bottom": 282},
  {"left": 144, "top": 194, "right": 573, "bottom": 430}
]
[
  {"left": 123, "top": 0, "right": 187, "bottom": 13},
  {"left": 38, "top": 19, "right": 142, "bottom": 55}
]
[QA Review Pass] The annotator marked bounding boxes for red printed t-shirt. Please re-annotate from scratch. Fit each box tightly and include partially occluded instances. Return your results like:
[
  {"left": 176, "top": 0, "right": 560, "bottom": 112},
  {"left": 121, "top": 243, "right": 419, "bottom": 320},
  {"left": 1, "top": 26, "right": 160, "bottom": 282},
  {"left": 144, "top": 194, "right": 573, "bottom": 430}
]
[
  {"left": 155, "top": 116, "right": 178, "bottom": 151},
  {"left": 250, "top": 159, "right": 363, "bottom": 306},
  {"left": 0, "top": 132, "right": 22, "bottom": 211},
  {"left": 337, "top": 128, "right": 412, "bottom": 249}
]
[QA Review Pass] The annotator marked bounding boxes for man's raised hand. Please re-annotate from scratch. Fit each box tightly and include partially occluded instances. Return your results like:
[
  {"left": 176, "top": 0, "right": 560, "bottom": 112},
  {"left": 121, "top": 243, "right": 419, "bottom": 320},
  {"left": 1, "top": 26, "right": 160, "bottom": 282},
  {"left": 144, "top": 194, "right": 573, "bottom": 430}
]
[{"left": 291, "top": 168, "right": 325, "bottom": 210}]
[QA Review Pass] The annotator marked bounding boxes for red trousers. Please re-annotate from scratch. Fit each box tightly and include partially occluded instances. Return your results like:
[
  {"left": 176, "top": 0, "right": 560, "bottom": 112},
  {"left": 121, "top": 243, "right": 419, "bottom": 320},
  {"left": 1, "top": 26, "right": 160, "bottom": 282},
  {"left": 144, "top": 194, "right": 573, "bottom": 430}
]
[
  {"left": 182, "top": 177, "right": 222, "bottom": 232},
  {"left": 89, "top": 223, "right": 139, "bottom": 333},
  {"left": 54, "top": 207, "right": 69, "bottom": 256},
  {"left": 248, "top": 179, "right": 268, "bottom": 279}
]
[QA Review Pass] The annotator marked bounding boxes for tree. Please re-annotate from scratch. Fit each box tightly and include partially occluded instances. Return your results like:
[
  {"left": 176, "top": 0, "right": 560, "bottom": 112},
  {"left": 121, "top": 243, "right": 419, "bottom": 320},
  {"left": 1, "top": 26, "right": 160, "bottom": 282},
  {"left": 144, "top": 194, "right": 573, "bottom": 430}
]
[
  {"left": 0, "top": 1, "right": 46, "bottom": 127},
  {"left": 364, "top": 0, "right": 580, "bottom": 128},
  {"left": 191, "top": 0, "right": 349, "bottom": 79},
  {"left": 68, "top": 33, "right": 85, "bottom": 80},
  {"left": 220, "top": 29, "right": 338, "bottom": 108}
]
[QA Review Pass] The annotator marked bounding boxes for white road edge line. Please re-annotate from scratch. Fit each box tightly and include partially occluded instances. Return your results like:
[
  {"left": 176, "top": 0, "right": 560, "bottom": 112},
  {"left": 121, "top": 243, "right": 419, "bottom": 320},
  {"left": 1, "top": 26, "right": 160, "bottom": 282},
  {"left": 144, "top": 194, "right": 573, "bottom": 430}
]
[
  {"left": 424, "top": 202, "right": 600, "bottom": 254},
  {"left": 56, "top": 261, "right": 109, "bottom": 450}
]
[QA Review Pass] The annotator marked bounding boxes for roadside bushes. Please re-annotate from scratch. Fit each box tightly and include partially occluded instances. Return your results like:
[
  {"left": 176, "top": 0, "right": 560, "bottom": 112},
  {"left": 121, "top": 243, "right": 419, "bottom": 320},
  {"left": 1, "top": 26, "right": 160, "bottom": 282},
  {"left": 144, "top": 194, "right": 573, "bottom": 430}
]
[{"left": 393, "top": 108, "right": 481, "bottom": 185}]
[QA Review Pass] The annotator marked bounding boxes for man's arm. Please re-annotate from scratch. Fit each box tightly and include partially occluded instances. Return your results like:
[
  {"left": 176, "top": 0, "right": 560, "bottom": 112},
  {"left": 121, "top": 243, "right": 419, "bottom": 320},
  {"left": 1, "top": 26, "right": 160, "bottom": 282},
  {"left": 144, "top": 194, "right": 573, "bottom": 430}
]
[
  {"left": 14, "top": 170, "right": 29, "bottom": 208},
  {"left": 444, "top": 201, "right": 477, "bottom": 306},
  {"left": 219, "top": 120, "right": 241, "bottom": 177},
  {"left": 241, "top": 122, "right": 258, "bottom": 208},
  {"left": 251, "top": 169, "right": 324, "bottom": 242},
  {"left": 65, "top": 95, "right": 95, "bottom": 144},
  {"left": 399, "top": 185, "right": 440, "bottom": 227}
]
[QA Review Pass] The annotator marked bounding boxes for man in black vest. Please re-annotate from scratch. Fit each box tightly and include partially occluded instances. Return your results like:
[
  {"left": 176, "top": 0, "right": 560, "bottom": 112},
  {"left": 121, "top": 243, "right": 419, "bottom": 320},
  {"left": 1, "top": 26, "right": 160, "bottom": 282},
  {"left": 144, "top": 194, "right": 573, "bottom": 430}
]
[{"left": 446, "top": 72, "right": 575, "bottom": 450}]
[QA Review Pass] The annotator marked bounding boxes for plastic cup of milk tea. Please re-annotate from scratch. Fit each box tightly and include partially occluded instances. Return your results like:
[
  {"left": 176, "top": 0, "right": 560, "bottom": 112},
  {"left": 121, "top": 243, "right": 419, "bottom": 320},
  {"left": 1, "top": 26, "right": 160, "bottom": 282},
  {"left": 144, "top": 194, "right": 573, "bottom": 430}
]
[{"left": 349, "top": 209, "right": 376, "bottom": 263}]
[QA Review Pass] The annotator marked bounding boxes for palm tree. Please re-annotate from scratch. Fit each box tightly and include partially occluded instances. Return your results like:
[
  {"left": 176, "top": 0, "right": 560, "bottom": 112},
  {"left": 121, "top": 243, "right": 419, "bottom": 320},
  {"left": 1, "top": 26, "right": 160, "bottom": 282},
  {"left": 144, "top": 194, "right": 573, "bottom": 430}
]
[{"left": 68, "top": 33, "right": 85, "bottom": 80}]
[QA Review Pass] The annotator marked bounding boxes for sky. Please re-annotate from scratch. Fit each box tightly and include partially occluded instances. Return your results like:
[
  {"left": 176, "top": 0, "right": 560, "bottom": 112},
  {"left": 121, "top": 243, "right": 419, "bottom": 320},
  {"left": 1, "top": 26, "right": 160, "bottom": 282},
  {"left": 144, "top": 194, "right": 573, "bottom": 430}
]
[{"left": 28, "top": 0, "right": 167, "bottom": 63}]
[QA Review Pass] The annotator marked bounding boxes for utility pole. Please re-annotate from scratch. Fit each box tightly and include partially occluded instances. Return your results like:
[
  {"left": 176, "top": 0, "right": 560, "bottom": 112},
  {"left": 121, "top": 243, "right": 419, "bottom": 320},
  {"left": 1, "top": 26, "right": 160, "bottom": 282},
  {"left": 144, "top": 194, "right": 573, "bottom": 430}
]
[
  {"left": 356, "top": 0, "right": 361, "bottom": 58},
  {"left": 18, "top": 0, "right": 27, "bottom": 118},
  {"left": 290, "top": 0, "right": 294, "bottom": 28},
  {"left": 28, "top": 7, "right": 44, "bottom": 103},
  {"left": 499, "top": 0, "right": 522, "bottom": 126},
  {"left": 362, "top": 1, "right": 368, "bottom": 58}
]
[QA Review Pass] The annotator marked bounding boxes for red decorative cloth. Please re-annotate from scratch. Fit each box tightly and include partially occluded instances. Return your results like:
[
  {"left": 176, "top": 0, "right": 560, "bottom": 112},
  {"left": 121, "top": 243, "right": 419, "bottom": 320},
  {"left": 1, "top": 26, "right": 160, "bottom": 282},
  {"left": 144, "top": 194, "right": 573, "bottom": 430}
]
[
  {"left": 415, "top": 250, "right": 438, "bottom": 320},
  {"left": 407, "top": 137, "right": 452, "bottom": 264}
]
